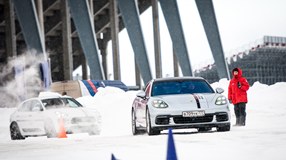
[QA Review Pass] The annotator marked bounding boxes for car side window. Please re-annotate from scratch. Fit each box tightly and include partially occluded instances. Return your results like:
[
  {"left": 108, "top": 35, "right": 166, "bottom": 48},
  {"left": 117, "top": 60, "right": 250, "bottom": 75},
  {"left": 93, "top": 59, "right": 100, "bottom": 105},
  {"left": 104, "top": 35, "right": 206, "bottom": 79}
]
[
  {"left": 64, "top": 98, "right": 82, "bottom": 108},
  {"left": 18, "top": 101, "right": 32, "bottom": 112},
  {"left": 30, "top": 100, "right": 43, "bottom": 112},
  {"left": 42, "top": 99, "right": 64, "bottom": 109}
]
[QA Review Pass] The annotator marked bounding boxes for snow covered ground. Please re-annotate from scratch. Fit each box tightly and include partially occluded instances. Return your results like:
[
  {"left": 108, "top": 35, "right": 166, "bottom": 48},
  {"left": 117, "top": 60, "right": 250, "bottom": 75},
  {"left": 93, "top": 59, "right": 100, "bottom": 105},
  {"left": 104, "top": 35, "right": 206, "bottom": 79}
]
[{"left": 0, "top": 79, "right": 286, "bottom": 160}]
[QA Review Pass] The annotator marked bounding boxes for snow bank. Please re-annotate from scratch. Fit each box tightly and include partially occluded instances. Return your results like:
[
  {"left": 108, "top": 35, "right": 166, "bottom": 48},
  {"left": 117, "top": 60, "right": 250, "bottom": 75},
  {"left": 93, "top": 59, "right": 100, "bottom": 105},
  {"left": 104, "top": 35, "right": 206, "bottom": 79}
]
[
  {"left": 77, "top": 87, "right": 139, "bottom": 136},
  {"left": 0, "top": 108, "right": 16, "bottom": 141}
]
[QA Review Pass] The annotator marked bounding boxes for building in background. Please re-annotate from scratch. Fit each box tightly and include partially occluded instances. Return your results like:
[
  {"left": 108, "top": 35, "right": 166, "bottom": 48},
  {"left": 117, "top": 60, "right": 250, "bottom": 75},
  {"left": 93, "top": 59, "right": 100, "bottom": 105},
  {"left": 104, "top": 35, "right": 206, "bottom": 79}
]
[{"left": 194, "top": 36, "right": 286, "bottom": 85}]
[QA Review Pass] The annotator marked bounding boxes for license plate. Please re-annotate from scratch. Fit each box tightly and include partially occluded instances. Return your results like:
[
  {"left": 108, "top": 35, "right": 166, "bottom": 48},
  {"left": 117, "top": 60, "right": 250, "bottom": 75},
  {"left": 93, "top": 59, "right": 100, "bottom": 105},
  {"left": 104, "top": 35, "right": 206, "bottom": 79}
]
[{"left": 182, "top": 111, "right": 205, "bottom": 117}]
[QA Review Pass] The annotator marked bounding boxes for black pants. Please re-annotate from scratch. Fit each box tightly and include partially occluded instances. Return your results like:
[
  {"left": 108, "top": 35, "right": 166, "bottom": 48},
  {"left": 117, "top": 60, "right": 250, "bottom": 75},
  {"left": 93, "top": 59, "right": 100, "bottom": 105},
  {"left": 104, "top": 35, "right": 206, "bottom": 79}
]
[{"left": 234, "top": 102, "right": 246, "bottom": 125}]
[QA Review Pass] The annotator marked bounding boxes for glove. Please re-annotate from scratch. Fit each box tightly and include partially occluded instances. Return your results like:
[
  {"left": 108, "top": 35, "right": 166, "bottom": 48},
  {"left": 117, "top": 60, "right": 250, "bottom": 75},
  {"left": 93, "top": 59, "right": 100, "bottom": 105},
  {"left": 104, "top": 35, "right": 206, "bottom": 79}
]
[
  {"left": 228, "top": 99, "right": 232, "bottom": 104},
  {"left": 237, "top": 82, "right": 241, "bottom": 88}
]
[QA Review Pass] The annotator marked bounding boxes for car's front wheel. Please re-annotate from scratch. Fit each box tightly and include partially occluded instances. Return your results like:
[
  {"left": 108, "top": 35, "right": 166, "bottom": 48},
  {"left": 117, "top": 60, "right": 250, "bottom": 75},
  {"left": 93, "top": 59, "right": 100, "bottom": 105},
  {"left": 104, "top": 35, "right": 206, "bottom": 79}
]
[
  {"left": 132, "top": 109, "right": 140, "bottom": 135},
  {"left": 10, "top": 122, "right": 25, "bottom": 140},
  {"left": 45, "top": 121, "right": 57, "bottom": 138},
  {"left": 146, "top": 108, "right": 160, "bottom": 136}
]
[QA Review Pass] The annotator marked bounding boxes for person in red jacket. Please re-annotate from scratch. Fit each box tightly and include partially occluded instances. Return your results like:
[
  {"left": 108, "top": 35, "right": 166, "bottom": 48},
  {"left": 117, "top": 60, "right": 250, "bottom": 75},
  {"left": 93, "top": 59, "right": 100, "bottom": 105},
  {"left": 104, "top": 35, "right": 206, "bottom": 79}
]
[{"left": 228, "top": 68, "right": 250, "bottom": 126}]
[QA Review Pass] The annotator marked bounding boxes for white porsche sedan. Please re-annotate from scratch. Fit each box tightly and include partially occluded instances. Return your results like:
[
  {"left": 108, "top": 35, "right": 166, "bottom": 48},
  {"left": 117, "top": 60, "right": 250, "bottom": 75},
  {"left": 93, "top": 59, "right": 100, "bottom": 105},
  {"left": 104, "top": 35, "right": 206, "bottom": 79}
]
[
  {"left": 132, "top": 77, "right": 231, "bottom": 135},
  {"left": 10, "top": 93, "right": 100, "bottom": 140}
]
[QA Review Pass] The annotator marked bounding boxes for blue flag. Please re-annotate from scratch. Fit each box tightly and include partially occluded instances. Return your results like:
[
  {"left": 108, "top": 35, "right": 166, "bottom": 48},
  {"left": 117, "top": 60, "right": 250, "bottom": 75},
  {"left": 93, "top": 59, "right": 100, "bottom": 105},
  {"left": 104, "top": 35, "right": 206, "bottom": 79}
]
[{"left": 39, "top": 61, "right": 51, "bottom": 89}]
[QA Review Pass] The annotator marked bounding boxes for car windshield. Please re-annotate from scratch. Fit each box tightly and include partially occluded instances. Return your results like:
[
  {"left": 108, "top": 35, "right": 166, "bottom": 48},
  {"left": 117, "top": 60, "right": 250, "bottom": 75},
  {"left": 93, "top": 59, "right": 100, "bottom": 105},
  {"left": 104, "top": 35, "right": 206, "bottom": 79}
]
[
  {"left": 151, "top": 79, "right": 214, "bottom": 96},
  {"left": 42, "top": 98, "right": 83, "bottom": 110}
]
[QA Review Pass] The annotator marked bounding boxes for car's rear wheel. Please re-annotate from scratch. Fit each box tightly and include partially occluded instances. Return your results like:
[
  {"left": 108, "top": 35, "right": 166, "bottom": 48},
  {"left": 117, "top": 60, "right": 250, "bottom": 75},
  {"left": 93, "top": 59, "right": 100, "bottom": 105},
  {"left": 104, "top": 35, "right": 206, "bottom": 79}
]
[
  {"left": 146, "top": 108, "right": 160, "bottom": 136},
  {"left": 10, "top": 122, "right": 25, "bottom": 140},
  {"left": 132, "top": 109, "right": 140, "bottom": 135},
  {"left": 217, "top": 123, "right": 231, "bottom": 132}
]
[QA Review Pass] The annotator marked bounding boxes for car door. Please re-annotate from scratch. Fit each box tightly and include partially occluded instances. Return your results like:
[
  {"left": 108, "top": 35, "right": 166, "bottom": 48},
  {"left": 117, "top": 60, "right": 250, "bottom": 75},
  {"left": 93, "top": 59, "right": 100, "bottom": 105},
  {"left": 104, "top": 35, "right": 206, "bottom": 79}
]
[
  {"left": 15, "top": 100, "right": 33, "bottom": 132},
  {"left": 26, "top": 100, "right": 46, "bottom": 135},
  {"left": 15, "top": 100, "right": 45, "bottom": 136},
  {"left": 135, "top": 83, "right": 151, "bottom": 127}
]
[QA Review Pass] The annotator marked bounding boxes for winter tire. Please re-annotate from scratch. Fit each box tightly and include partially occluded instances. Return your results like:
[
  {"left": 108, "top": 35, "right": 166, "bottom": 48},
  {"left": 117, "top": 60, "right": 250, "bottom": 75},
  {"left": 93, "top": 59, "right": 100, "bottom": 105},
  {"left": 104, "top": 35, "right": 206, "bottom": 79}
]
[
  {"left": 10, "top": 122, "right": 25, "bottom": 140},
  {"left": 132, "top": 109, "right": 140, "bottom": 135},
  {"left": 146, "top": 108, "right": 160, "bottom": 136},
  {"left": 45, "top": 121, "right": 57, "bottom": 138}
]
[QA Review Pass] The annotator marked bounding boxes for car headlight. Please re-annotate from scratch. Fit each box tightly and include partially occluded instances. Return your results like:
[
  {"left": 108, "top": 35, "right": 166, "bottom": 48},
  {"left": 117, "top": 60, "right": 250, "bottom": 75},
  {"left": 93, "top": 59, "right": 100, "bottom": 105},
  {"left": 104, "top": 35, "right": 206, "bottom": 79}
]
[
  {"left": 215, "top": 96, "right": 227, "bottom": 105},
  {"left": 152, "top": 100, "right": 168, "bottom": 108}
]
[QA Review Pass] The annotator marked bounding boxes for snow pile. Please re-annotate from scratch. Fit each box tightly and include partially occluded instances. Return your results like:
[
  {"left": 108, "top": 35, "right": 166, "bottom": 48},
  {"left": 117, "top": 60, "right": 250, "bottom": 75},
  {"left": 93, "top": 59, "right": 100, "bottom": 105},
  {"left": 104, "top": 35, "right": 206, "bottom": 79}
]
[
  {"left": 211, "top": 79, "right": 286, "bottom": 130},
  {"left": 77, "top": 86, "right": 139, "bottom": 136},
  {"left": 0, "top": 108, "right": 16, "bottom": 140}
]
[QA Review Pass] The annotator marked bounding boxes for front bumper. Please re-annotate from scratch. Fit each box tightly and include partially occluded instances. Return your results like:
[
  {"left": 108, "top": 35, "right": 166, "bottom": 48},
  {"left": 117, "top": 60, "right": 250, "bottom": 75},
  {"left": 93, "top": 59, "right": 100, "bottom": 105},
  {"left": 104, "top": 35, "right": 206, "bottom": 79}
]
[
  {"left": 150, "top": 111, "right": 230, "bottom": 130},
  {"left": 66, "top": 124, "right": 98, "bottom": 134},
  {"left": 64, "top": 116, "right": 99, "bottom": 134}
]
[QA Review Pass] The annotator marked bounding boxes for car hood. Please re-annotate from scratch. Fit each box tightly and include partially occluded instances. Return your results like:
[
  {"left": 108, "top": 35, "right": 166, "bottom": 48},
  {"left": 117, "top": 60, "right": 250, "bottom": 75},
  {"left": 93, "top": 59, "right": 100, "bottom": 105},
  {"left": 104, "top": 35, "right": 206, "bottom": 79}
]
[{"left": 152, "top": 93, "right": 217, "bottom": 109}]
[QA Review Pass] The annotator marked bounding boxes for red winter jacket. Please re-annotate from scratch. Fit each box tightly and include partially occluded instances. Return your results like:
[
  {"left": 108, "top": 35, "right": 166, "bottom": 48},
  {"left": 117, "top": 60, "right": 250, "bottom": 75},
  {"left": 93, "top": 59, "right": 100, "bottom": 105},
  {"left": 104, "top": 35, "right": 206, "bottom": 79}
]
[{"left": 228, "top": 68, "right": 250, "bottom": 104}]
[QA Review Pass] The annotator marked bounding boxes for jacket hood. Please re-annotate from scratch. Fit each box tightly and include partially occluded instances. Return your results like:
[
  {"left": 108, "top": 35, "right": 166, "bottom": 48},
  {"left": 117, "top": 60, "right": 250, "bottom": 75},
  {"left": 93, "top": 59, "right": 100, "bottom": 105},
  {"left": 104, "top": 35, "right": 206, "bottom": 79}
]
[{"left": 232, "top": 68, "right": 243, "bottom": 78}]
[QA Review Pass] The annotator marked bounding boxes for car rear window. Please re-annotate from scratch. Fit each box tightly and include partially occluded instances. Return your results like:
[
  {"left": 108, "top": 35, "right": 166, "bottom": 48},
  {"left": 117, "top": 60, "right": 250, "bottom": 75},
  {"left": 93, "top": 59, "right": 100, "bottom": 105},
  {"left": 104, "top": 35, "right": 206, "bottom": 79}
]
[{"left": 151, "top": 79, "right": 214, "bottom": 96}]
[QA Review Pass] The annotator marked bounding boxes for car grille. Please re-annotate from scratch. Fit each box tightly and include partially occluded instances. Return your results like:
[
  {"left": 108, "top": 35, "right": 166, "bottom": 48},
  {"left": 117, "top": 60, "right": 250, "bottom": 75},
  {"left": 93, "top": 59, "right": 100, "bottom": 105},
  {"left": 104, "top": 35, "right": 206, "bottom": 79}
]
[
  {"left": 173, "top": 114, "right": 213, "bottom": 124},
  {"left": 156, "top": 116, "right": 170, "bottom": 125},
  {"left": 155, "top": 112, "right": 229, "bottom": 125},
  {"left": 216, "top": 113, "right": 229, "bottom": 122},
  {"left": 71, "top": 117, "right": 95, "bottom": 124}
]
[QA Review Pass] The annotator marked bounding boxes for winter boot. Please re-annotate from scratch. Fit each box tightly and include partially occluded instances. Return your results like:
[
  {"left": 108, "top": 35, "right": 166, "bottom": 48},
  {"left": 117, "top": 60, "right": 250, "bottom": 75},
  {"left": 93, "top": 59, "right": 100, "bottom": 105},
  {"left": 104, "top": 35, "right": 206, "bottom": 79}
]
[
  {"left": 233, "top": 117, "right": 240, "bottom": 126},
  {"left": 240, "top": 116, "right": 246, "bottom": 126}
]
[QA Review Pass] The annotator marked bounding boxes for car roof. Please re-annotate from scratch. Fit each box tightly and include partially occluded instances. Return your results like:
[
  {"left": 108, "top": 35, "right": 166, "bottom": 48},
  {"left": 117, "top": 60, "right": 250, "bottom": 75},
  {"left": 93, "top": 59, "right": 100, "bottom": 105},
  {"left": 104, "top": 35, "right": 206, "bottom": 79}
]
[
  {"left": 152, "top": 76, "right": 205, "bottom": 82},
  {"left": 36, "top": 92, "right": 72, "bottom": 100}
]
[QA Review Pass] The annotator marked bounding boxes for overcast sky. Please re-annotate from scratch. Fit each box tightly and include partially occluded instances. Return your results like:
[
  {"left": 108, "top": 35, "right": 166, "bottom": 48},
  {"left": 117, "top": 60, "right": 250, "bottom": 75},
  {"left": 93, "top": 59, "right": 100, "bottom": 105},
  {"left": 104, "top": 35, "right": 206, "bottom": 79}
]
[{"left": 103, "top": 0, "right": 286, "bottom": 85}]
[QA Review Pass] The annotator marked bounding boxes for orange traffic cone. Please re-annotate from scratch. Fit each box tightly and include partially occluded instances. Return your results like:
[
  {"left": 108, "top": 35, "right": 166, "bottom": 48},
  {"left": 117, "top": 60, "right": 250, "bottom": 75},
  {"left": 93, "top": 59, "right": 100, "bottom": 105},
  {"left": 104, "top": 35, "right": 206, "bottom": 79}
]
[{"left": 57, "top": 117, "right": 67, "bottom": 138}]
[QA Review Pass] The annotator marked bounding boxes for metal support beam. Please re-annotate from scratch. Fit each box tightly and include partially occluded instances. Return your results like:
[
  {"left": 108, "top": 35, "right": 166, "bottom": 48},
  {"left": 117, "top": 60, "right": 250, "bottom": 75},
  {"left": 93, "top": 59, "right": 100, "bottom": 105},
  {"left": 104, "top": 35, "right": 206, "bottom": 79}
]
[
  {"left": 13, "top": 0, "right": 46, "bottom": 57},
  {"left": 4, "top": 0, "right": 17, "bottom": 58},
  {"left": 101, "top": 47, "right": 108, "bottom": 79},
  {"left": 117, "top": 0, "right": 152, "bottom": 85},
  {"left": 159, "top": 0, "right": 192, "bottom": 76},
  {"left": 35, "top": 0, "right": 44, "bottom": 36},
  {"left": 135, "top": 60, "right": 141, "bottom": 89},
  {"left": 68, "top": 0, "right": 105, "bottom": 80},
  {"left": 61, "top": 0, "right": 73, "bottom": 80},
  {"left": 152, "top": 0, "right": 162, "bottom": 78},
  {"left": 110, "top": 0, "right": 121, "bottom": 80},
  {"left": 89, "top": 0, "right": 94, "bottom": 21},
  {"left": 81, "top": 53, "right": 88, "bottom": 80},
  {"left": 173, "top": 46, "right": 179, "bottom": 77},
  {"left": 195, "top": 0, "right": 230, "bottom": 79},
  {"left": 98, "top": 37, "right": 108, "bottom": 79}
]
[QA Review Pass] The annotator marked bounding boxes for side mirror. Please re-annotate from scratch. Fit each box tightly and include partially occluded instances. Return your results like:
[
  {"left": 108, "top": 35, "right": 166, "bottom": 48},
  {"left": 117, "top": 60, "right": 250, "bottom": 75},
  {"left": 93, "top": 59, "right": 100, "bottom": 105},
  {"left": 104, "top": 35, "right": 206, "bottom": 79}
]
[
  {"left": 136, "top": 91, "right": 146, "bottom": 99},
  {"left": 216, "top": 88, "right": 224, "bottom": 94}
]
